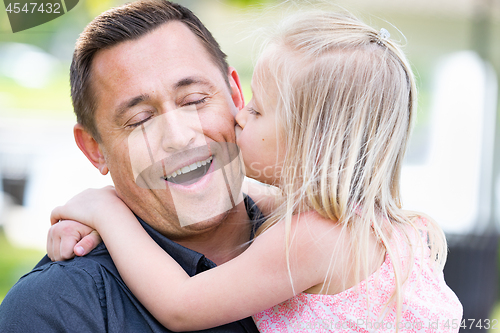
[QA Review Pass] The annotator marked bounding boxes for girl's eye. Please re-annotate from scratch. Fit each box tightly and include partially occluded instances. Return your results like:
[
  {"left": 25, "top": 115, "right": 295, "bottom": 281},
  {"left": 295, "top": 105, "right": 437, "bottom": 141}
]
[{"left": 248, "top": 107, "right": 260, "bottom": 116}]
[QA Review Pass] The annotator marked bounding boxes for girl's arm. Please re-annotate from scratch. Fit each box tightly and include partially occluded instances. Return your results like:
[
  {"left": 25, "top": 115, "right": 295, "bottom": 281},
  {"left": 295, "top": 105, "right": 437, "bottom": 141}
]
[
  {"left": 50, "top": 187, "right": 337, "bottom": 332},
  {"left": 48, "top": 180, "right": 278, "bottom": 259}
]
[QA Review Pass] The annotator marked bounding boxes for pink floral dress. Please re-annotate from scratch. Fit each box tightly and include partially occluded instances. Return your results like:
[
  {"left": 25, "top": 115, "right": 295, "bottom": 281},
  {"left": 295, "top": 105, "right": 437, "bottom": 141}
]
[{"left": 253, "top": 219, "right": 462, "bottom": 332}]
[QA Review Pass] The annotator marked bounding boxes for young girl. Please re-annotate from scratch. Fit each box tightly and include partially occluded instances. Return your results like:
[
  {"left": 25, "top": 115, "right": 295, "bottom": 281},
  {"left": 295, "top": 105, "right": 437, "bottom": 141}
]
[{"left": 49, "top": 11, "right": 462, "bottom": 332}]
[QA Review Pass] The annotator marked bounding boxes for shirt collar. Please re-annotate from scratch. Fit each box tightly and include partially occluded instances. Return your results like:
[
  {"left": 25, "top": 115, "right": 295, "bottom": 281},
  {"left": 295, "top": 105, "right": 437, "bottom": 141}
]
[{"left": 136, "top": 195, "right": 265, "bottom": 277}]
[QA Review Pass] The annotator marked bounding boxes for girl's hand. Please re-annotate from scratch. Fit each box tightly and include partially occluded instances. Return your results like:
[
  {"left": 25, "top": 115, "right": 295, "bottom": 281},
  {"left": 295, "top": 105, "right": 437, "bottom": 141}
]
[
  {"left": 50, "top": 186, "right": 125, "bottom": 230},
  {"left": 48, "top": 186, "right": 128, "bottom": 260},
  {"left": 47, "top": 220, "right": 102, "bottom": 261}
]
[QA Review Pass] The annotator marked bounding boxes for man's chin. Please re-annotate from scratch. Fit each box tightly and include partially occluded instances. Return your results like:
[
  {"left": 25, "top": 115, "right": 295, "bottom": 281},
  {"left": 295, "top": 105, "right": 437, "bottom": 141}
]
[{"left": 177, "top": 210, "right": 230, "bottom": 232}]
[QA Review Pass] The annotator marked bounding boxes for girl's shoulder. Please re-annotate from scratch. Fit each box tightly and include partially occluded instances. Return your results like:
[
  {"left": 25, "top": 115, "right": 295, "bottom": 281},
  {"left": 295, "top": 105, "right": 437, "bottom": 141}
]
[
  {"left": 288, "top": 210, "right": 343, "bottom": 245},
  {"left": 286, "top": 211, "right": 356, "bottom": 291},
  {"left": 292, "top": 210, "right": 339, "bottom": 228}
]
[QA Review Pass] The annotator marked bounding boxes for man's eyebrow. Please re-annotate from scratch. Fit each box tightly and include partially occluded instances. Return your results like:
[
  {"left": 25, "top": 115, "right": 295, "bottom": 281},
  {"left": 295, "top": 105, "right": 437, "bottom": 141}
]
[
  {"left": 174, "top": 76, "right": 214, "bottom": 90},
  {"left": 115, "top": 94, "right": 151, "bottom": 122}
]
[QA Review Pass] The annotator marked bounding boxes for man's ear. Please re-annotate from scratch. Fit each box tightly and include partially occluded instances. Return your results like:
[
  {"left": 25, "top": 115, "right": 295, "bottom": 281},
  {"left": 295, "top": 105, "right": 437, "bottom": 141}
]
[
  {"left": 228, "top": 66, "right": 245, "bottom": 110},
  {"left": 74, "top": 124, "right": 109, "bottom": 175}
]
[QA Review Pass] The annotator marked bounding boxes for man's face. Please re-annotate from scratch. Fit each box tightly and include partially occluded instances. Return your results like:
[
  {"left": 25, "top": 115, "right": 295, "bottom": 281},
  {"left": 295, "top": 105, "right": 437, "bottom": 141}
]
[{"left": 91, "top": 21, "right": 244, "bottom": 239}]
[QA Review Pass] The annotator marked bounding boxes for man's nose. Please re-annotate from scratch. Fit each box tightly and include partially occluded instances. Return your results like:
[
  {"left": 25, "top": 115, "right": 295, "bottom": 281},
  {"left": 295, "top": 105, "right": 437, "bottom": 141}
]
[
  {"left": 235, "top": 107, "right": 247, "bottom": 129},
  {"left": 161, "top": 109, "right": 198, "bottom": 152}
]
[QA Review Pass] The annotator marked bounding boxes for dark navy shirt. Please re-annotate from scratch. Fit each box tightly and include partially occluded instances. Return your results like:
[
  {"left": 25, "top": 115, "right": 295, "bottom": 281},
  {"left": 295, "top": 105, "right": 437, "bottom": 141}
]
[{"left": 0, "top": 196, "right": 264, "bottom": 332}]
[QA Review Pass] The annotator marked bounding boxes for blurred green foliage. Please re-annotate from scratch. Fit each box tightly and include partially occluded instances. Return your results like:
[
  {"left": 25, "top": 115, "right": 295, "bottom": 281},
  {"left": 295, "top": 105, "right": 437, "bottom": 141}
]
[
  {"left": 224, "top": 0, "right": 270, "bottom": 6},
  {"left": 0, "top": 229, "right": 43, "bottom": 303},
  {"left": 0, "top": 72, "right": 73, "bottom": 117}
]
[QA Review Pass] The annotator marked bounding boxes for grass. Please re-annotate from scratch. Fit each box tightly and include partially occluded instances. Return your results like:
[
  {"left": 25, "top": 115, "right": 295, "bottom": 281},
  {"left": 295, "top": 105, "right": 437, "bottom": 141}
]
[
  {"left": 491, "top": 304, "right": 500, "bottom": 326},
  {"left": 0, "top": 228, "right": 44, "bottom": 303}
]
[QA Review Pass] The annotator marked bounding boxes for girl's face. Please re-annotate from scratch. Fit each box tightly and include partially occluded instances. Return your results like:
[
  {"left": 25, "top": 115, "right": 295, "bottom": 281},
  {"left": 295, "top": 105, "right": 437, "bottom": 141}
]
[{"left": 235, "top": 66, "right": 285, "bottom": 185}]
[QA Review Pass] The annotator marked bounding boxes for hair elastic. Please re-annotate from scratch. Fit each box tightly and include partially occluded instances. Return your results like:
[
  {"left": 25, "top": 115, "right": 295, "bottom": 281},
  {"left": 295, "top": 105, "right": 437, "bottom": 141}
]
[{"left": 377, "top": 28, "right": 390, "bottom": 45}]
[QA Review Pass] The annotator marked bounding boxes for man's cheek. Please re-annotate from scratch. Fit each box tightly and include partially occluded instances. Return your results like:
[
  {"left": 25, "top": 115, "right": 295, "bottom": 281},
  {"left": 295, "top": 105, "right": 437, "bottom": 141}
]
[
  {"left": 128, "top": 125, "right": 155, "bottom": 182},
  {"left": 126, "top": 114, "right": 167, "bottom": 189},
  {"left": 198, "top": 105, "right": 235, "bottom": 139}
]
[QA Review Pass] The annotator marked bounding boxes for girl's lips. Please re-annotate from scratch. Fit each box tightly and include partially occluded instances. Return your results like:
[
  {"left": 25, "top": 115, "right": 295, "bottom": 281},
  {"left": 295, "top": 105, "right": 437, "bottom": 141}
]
[{"left": 234, "top": 124, "right": 242, "bottom": 140}]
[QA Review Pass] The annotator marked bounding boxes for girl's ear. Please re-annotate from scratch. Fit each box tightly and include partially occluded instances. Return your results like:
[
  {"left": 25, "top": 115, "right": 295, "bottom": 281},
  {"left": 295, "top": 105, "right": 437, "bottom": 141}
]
[
  {"left": 74, "top": 124, "right": 109, "bottom": 175},
  {"left": 228, "top": 66, "right": 245, "bottom": 110}
]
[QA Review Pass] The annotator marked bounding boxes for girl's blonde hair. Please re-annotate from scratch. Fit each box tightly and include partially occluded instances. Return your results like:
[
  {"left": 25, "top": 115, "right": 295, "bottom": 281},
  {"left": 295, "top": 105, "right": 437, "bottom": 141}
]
[{"left": 254, "top": 10, "right": 447, "bottom": 323}]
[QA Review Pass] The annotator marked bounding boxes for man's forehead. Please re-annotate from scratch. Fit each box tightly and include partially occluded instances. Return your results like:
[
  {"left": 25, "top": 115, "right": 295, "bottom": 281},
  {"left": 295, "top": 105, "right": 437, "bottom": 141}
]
[{"left": 92, "top": 21, "right": 204, "bottom": 73}]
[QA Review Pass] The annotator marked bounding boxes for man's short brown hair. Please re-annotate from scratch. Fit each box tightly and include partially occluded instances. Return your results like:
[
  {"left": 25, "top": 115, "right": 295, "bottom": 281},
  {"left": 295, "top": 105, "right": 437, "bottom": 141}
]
[{"left": 71, "top": 0, "right": 229, "bottom": 142}]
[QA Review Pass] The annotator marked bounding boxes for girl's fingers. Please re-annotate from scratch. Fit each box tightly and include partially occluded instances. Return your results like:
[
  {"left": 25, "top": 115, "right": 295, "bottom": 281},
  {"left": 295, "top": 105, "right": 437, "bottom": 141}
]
[
  {"left": 46, "top": 227, "right": 55, "bottom": 261},
  {"left": 59, "top": 234, "right": 77, "bottom": 261},
  {"left": 74, "top": 230, "right": 102, "bottom": 256},
  {"left": 47, "top": 220, "right": 94, "bottom": 260}
]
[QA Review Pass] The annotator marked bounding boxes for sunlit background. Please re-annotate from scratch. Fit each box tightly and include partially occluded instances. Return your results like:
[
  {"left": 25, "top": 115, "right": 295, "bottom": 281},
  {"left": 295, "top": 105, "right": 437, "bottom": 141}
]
[{"left": 1, "top": 0, "right": 499, "bottom": 330}]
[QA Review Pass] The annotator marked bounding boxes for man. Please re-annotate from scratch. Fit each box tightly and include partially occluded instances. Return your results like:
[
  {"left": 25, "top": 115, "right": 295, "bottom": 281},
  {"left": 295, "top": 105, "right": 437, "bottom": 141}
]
[{"left": 0, "top": 1, "right": 262, "bottom": 332}]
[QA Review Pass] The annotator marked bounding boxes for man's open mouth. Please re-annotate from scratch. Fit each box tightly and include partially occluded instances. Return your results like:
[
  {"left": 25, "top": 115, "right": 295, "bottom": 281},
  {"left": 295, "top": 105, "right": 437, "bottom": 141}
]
[{"left": 164, "top": 156, "right": 213, "bottom": 185}]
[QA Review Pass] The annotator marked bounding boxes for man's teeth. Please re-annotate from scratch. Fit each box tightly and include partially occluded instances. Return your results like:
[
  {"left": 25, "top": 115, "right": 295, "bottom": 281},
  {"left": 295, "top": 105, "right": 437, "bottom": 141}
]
[{"left": 166, "top": 156, "right": 213, "bottom": 180}]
